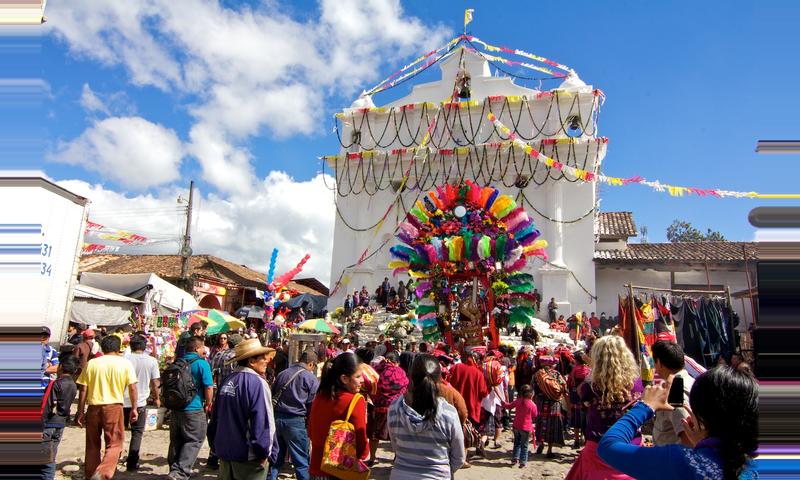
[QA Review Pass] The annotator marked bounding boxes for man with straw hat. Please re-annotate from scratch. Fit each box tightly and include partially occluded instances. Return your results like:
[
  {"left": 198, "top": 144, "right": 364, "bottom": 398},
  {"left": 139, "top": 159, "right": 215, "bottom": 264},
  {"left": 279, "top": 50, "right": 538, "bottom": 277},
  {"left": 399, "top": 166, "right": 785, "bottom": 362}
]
[{"left": 208, "top": 338, "right": 278, "bottom": 480}]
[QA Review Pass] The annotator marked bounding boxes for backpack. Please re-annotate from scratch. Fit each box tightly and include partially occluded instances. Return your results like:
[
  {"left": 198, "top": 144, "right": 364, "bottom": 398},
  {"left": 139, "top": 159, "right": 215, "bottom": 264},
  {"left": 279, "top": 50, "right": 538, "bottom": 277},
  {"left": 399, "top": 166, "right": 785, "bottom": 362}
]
[
  {"left": 161, "top": 357, "right": 199, "bottom": 410},
  {"left": 535, "top": 368, "right": 565, "bottom": 401}
]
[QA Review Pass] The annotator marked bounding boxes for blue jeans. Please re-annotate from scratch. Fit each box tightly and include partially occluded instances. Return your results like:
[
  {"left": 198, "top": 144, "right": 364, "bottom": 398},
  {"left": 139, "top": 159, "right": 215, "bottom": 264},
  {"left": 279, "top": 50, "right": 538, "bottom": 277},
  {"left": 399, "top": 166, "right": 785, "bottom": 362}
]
[
  {"left": 269, "top": 413, "right": 310, "bottom": 480},
  {"left": 512, "top": 429, "right": 530, "bottom": 465},
  {"left": 42, "top": 426, "right": 64, "bottom": 480}
]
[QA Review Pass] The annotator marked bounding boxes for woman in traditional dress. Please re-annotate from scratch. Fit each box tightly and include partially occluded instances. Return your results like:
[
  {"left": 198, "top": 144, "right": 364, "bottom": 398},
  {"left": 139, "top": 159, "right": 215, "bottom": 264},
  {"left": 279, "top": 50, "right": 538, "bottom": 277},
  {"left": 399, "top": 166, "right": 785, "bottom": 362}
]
[
  {"left": 565, "top": 335, "right": 643, "bottom": 480},
  {"left": 567, "top": 350, "right": 591, "bottom": 449},
  {"left": 532, "top": 354, "right": 566, "bottom": 458}
]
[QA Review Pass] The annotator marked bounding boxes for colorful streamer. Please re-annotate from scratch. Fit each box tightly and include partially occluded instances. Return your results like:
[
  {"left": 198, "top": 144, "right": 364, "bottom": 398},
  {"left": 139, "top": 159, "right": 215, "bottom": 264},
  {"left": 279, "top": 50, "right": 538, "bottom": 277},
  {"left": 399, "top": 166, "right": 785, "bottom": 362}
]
[{"left": 487, "top": 113, "right": 799, "bottom": 200}]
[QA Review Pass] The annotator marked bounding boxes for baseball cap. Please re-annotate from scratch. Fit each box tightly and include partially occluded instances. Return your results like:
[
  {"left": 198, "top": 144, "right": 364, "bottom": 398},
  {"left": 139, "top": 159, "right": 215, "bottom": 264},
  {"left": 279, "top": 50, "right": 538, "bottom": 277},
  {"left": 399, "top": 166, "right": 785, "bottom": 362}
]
[
  {"left": 41, "top": 326, "right": 51, "bottom": 336},
  {"left": 82, "top": 329, "right": 96, "bottom": 339}
]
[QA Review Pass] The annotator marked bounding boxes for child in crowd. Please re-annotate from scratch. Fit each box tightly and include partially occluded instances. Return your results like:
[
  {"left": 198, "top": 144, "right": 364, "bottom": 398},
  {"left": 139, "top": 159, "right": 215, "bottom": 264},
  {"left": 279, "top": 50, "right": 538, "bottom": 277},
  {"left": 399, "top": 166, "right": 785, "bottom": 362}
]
[
  {"left": 42, "top": 355, "right": 79, "bottom": 480},
  {"left": 503, "top": 384, "right": 539, "bottom": 468}
]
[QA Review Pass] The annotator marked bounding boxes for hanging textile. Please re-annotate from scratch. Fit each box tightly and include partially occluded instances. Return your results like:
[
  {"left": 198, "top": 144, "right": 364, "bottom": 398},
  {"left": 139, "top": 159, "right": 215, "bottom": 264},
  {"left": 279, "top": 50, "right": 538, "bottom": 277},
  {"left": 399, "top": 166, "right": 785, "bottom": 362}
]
[
  {"left": 633, "top": 297, "right": 655, "bottom": 383},
  {"left": 618, "top": 295, "right": 654, "bottom": 383},
  {"left": 653, "top": 296, "right": 676, "bottom": 342},
  {"left": 640, "top": 299, "right": 656, "bottom": 346}
]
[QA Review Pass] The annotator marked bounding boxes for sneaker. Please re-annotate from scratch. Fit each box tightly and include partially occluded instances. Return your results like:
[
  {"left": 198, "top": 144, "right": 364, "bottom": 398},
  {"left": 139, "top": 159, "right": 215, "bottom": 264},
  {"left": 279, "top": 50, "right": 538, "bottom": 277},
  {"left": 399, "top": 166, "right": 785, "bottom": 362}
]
[
  {"left": 511, "top": 458, "right": 518, "bottom": 465},
  {"left": 519, "top": 463, "right": 526, "bottom": 469}
]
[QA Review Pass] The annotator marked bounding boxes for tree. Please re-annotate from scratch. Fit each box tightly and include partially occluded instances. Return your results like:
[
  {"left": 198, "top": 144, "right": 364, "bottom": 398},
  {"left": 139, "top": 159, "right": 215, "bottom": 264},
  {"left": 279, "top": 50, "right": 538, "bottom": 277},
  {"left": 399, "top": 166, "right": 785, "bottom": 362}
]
[{"left": 666, "top": 220, "right": 726, "bottom": 242}]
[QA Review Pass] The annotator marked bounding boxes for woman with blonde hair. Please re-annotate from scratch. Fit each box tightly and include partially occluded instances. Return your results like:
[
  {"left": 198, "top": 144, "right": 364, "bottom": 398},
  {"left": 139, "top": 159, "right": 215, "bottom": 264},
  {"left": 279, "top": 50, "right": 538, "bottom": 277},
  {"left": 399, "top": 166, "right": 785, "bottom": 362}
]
[{"left": 565, "top": 335, "right": 643, "bottom": 480}]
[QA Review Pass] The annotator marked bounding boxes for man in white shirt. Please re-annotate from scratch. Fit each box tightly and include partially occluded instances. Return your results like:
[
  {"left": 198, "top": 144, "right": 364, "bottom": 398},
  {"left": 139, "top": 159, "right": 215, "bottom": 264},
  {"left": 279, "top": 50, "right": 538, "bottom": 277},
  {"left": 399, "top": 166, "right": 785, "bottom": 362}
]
[
  {"left": 651, "top": 340, "right": 695, "bottom": 447},
  {"left": 123, "top": 335, "right": 161, "bottom": 472}
]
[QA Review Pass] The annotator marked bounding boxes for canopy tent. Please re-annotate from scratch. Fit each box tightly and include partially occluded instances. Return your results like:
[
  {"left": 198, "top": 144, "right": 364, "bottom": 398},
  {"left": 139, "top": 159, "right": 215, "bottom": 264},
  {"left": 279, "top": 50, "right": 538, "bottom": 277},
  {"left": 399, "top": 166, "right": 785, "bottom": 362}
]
[
  {"left": 281, "top": 293, "right": 327, "bottom": 317},
  {"left": 70, "top": 284, "right": 142, "bottom": 327},
  {"left": 79, "top": 272, "right": 199, "bottom": 316}
]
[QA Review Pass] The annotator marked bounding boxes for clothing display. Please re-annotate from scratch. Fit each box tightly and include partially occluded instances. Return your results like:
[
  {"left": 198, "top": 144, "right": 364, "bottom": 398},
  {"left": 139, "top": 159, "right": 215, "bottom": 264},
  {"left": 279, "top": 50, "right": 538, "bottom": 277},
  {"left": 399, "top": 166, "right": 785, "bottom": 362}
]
[{"left": 619, "top": 292, "right": 736, "bottom": 370}]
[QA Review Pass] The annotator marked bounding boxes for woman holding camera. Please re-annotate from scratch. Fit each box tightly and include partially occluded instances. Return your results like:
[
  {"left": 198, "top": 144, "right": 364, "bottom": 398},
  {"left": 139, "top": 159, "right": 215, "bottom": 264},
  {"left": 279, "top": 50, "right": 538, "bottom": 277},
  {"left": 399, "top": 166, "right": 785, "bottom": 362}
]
[{"left": 598, "top": 366, "right": 758, "bottom": 479}]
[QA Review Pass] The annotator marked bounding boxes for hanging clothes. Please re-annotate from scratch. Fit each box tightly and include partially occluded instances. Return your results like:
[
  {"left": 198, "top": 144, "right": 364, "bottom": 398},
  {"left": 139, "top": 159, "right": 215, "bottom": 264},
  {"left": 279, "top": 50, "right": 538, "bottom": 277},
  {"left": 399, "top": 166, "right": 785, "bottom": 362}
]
[
  {"left": 681, "top": 298, "right": 711, "bottom": 368},
  {"left": 618, "top": 295, "right": 639, "bottom": 367},
  {"left": 639, "top": 299, "right": 656, "bottom": 346},
  {"left": 653, "top": 296, "right": 676, "bottom": 342}
]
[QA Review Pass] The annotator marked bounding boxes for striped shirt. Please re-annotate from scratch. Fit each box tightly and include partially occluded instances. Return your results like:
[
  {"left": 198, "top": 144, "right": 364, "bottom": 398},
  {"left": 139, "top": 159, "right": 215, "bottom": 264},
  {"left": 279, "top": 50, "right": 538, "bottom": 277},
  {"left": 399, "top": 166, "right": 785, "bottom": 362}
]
[{"left": 387, "top": 396, "right": 465, "bottom": 480}]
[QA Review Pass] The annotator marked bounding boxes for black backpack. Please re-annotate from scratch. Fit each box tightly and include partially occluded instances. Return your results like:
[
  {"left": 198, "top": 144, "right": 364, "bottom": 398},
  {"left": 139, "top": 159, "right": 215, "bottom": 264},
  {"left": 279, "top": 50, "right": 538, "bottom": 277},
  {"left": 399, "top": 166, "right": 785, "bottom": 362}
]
[{"left": 161, "top": 357, "right": 199, "bottom": 410}]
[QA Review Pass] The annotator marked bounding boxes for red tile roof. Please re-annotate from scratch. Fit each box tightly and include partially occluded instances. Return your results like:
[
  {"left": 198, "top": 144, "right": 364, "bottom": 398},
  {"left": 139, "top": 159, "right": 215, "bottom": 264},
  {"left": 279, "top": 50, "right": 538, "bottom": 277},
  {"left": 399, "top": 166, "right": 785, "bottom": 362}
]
[
  {"left": 596, "top": 212, "right": 637, "bottom": 239},
  {"left": 79, "top": 254, "right": 327, "bottom": 296},
  {"left": 594, "top": 242, "right": 758, "bottom": 264}
]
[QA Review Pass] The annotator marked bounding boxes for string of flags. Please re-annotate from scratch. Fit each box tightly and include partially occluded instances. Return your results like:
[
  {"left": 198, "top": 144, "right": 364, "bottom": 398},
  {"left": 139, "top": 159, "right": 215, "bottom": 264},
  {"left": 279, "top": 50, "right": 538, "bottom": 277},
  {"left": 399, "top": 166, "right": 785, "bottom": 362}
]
[
  {"left": 366, "top": 31, "right": 576, "bottom": 96},
  {"left": 488, "top": 113, "right": 800, "bottom": 199},
  {"left": 82, "top": 220, "right": 158, "bottom": 255}
]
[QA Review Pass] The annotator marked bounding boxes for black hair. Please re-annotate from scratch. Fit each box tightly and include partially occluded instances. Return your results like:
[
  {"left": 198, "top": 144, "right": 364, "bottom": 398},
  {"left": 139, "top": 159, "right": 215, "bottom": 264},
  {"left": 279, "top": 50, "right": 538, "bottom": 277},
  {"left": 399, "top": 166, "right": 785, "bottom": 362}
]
[
  {"left": 186, "top": 336, "right": 205, "bottom": 353},
  {"left": 519, "top": 384, "right": 533, "bottom": 398},
  {"left": 129, "top": 335, "right": 148, "bottom": 352},
  {"left": 384, "top": 351, "right": 399, "bottom": 364},
  {"left": 409, "top": 354, "right": 441, "bottom": 422},
  {"left": 319, "top": 353, "right": 359, "bottom": 399},
  {"left": 59, "top": 355, "right": 80, "bottom": 375},
  {"left": 575, "top": 350, "right": 590, "bottom": 365},
  {"left": 651, "top": 340, "right": 685, "bottom": 371},
  {"left": 689, "top": 366, "right": 758, "bottom": 480},
  {"left": 355, "top": 347, "right": 374, "bottom": 365},
  {"left": 189, "top": 321, "right": 208, "bottom": 333},
  {"left": 100, "top": 335, "right": 121, "bottom": 354}
]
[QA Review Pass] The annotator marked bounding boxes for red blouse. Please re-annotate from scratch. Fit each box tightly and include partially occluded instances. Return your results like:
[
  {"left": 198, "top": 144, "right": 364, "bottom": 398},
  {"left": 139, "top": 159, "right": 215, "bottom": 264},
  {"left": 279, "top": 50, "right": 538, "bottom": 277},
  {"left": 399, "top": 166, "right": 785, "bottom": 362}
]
[{"left": 307, "top": 391, "right": 368, "bottom": 476}]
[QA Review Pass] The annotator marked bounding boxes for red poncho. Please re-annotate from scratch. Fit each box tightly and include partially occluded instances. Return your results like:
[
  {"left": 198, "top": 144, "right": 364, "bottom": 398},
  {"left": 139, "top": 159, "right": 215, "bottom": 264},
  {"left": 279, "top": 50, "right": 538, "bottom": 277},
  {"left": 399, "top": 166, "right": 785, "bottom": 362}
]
[{"left": 448, "top": 361, "right": 489, "bottom": 424}]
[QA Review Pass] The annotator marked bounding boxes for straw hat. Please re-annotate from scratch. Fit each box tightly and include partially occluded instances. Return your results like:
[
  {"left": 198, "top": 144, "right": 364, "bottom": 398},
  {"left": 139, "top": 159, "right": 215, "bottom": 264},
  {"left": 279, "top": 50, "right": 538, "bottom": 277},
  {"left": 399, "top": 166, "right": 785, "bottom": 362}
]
[{"left": 226, "top": 338, "right": 276, "bottom": 365}]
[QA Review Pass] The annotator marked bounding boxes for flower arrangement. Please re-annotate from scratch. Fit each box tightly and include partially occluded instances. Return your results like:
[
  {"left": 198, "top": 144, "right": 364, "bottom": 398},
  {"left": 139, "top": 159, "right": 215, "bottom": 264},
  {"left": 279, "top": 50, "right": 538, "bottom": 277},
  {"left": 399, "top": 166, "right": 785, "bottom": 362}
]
[{"left": 389, "top": 181, "right": 548, "bottom": 342}]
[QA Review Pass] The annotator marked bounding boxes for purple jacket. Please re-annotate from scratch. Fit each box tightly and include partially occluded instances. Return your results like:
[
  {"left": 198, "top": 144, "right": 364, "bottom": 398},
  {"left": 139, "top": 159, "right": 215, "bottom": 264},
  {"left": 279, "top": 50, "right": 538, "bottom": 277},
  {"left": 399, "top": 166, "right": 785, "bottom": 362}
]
[{"left": 208, "top": 367, "right": 277, "bottom": 463}]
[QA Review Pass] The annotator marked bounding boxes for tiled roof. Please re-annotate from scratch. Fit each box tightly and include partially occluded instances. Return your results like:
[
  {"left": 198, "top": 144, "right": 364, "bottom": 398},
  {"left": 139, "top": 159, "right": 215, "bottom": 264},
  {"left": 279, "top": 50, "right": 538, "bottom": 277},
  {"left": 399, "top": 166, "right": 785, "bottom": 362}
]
[
  {"left": 596, "top": 212, "right": 637, "bottom": 239},
  {"left": 594, "top": 242, "right": 758, "bottom": 264},
  {"left": 79, "top": 254, "right": 327, "bottom": 295}
]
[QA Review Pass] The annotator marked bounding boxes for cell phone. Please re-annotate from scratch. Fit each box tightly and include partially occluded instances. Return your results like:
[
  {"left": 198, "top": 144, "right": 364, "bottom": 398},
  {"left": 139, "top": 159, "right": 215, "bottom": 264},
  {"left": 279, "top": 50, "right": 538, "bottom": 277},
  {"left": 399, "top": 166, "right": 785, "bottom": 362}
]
[{"left": 668, "top": 376, "right": 684, "bottom": 407}]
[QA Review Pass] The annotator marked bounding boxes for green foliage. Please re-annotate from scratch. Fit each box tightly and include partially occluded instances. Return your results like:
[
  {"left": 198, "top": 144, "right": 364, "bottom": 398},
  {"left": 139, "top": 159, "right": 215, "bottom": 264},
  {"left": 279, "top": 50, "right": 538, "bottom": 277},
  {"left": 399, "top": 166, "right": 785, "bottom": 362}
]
[{"left": 666, "top": 220, "right": 726, "bottom": 243}]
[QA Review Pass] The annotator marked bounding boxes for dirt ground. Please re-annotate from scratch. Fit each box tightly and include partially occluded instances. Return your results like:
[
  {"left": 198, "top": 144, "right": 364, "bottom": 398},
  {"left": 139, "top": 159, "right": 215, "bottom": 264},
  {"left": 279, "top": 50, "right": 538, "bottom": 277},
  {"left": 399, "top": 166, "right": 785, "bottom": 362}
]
[{"left": 54, "top": 422, "right": 578, "bottom": 480}]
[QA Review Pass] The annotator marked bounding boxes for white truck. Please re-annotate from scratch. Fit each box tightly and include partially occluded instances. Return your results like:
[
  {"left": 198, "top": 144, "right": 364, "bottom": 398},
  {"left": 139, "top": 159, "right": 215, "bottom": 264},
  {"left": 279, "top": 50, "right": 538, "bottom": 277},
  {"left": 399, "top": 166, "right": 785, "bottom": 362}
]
[{"left": 0, "top": 176, "right": 88, "bottom": 343}]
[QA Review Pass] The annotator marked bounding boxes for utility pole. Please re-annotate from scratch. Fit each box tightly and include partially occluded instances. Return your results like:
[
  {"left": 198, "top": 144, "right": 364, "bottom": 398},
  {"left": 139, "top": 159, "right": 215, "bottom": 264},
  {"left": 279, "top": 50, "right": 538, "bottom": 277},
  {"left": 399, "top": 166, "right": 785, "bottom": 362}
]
[{"left": 180, "top": 180, "right": 194, "bottom": 293}]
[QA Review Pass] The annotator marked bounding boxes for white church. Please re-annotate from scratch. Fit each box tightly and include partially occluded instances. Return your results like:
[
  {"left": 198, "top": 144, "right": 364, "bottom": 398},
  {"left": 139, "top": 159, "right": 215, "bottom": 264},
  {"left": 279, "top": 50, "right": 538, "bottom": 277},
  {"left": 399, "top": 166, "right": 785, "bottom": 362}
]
[{"left": 325, "top": 46, "right": 757, "bottom": 325}]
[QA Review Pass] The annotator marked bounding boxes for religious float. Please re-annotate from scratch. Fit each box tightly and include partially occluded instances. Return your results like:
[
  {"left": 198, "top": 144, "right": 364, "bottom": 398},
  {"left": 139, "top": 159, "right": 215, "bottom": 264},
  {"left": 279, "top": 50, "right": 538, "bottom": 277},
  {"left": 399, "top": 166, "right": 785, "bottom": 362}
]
[{"left": 388, "top": 180, "right": 547, "bottom": 348}]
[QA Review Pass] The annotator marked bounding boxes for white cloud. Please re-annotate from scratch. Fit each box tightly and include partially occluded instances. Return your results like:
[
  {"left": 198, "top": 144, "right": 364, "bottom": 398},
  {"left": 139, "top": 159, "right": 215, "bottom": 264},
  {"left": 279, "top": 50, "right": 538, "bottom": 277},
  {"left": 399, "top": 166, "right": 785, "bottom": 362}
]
[
  {"left": 57, "top": 172, "right": 336, "bottom": 284},
  {"left": 79, "top": 83, "right": 136, "bottom": 116},
  {"left": 50, "top": 117, "right": 184, "bottom": 190},
  {"left": 47, "top": 0, "right": 451, "bottom": 193},
  {"left": 80, "top": 83, "right": 109, "bottom": 115}
]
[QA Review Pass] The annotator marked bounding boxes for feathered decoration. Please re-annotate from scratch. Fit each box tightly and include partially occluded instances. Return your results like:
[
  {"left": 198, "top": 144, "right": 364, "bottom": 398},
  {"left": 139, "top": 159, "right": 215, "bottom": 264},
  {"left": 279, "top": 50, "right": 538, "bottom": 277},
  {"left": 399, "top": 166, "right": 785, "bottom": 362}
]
[
  {"left": 390, "top": 245, "right": 413, "bottom": 261},
  {"left": 509, "top": 306, "right": 536, "bottom": 326},
  {"left": 415, "top": 281, "right": 433, "bottom": 298},
  {"left": 506, "top": 257, "right": 528, "bottom": 272},
  {"left": 423, "top": 244, "right": 439, "bottom": 263},
  {"left": 398, "top": 221, "right": 419, "bottom": 239},
  {"left": 506, "top": 273, "right": 534, "bottom": 285},
  {"left": 388, "top": 260, "right": 409, "bottom": 270}
]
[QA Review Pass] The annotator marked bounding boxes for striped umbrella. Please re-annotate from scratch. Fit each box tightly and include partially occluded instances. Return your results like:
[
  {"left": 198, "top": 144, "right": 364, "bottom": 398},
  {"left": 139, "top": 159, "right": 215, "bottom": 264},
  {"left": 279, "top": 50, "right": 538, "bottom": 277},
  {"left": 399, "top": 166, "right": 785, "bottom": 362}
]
[
  {"left": 182, "top": 309, "right": 246, "bottom": 335},
  {"left": 297, "top": 318, "right": 340, "bottom": 334}
]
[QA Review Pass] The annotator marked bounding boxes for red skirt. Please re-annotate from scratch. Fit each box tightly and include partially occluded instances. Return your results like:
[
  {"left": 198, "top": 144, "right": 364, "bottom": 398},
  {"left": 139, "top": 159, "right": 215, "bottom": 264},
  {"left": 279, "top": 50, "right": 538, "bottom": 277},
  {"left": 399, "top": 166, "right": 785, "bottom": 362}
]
[{"left": 565, "top": 440, "right": 635, "bottom": 480}]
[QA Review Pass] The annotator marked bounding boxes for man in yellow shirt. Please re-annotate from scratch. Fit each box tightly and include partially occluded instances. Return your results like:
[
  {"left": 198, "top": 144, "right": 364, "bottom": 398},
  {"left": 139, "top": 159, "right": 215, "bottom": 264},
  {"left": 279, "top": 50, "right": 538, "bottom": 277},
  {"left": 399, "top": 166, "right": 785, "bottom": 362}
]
[{"left": 76, "top": 335, "right": 138, "bottom": 480}]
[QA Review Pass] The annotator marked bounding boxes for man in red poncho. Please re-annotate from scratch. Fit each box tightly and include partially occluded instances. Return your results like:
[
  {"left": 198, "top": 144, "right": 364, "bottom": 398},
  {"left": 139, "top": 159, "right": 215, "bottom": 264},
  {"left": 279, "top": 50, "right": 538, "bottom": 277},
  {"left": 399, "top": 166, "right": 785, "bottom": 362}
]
[{"left": 448, "top": 351, "right": 489, "bottom": 457}]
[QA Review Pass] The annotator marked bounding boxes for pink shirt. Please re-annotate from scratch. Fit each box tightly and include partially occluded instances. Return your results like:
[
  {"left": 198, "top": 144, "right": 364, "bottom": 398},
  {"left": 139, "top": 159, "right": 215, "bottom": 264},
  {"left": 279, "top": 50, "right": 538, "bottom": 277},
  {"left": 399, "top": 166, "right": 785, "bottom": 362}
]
[{"left": 504, "top": 397, "right": 538, "bottom": 432}]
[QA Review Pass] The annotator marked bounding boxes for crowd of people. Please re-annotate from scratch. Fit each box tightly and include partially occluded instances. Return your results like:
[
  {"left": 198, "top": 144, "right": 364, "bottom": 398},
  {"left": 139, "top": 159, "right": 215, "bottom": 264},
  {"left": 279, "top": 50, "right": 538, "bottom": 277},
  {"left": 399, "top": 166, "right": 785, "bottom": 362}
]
[
  {"left": 40, "top": 296, "right": 758, "bottom": 480},
  {"left": 343, "top": 278, "right": 414, "bottom": 319}
]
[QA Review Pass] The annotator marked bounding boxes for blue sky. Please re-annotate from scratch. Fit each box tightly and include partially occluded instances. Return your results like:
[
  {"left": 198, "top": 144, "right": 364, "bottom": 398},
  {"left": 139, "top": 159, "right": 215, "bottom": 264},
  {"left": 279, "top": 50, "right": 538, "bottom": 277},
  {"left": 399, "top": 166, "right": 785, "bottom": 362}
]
[{"left": 19, "top": 0, "right": 800, "bottom": 280}]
